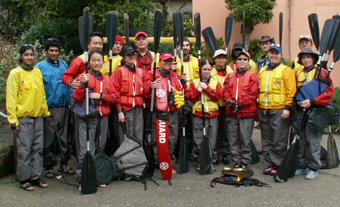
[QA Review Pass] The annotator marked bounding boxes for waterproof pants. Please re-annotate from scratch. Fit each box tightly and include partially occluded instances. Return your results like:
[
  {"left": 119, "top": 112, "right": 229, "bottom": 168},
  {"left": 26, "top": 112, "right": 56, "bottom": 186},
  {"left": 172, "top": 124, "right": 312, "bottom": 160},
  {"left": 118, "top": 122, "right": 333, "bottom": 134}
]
[
  {"left": 178, "top": 99, "right": 194, "bottom": 152},
  {"left": 98, "top": 116, "right": 108, "bottom": 152},
  {"left": 226, "top": 115, "right": 254, "bottom": 165},
  {"left": 44, "top": 106, "right": 70, "bottom": 168},
  {"left": 297, "top": 110, "right": 323, "bottom": 170},
  {"left": 117, "top": 106, "right": 144, "bottom": 145},
  {"left": 15, "top": 117, "right": 44, "bottom": 182},
  {"left": 215, "top": 106, "right": 231, "bottom": 157},
  {"left": 258, "top": 108, "right": 290, "bottom": 167},
  {"left": 75, "top": 117, "right": 98, "bottom": 183},
  {"left": 192, "top": 116, "right": 218, "bottom": 161},
  {"left": 152, "top": 111, "right": 179, "bottom": 165}
]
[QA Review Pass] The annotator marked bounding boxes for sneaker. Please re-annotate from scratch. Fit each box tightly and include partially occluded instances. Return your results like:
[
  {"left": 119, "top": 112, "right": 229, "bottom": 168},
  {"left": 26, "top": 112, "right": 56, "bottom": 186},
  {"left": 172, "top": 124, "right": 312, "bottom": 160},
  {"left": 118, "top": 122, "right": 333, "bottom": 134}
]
[
  {"left": 189, "top": 154, "right": 194, "bottom": 161},
  {"left": 306, "top": 170, "right": 318, "bottom": 180},
  {"left": 263, "top": 167, "right": 273, "bottom": 175},
  {"left": 270, "top": 168, "right": 277, "bottom": 176},
  {"left": 235, "top": 164, "right": 246, "bottom": 169},
  {"left": 295, "top": 168, "right": 308, "bottom": 176},
  {"left": 124, "top": 174, "right": 133, "bottom": 181},
  {"left": 222, "top": 155, "right": 229, "bottom": 165}
]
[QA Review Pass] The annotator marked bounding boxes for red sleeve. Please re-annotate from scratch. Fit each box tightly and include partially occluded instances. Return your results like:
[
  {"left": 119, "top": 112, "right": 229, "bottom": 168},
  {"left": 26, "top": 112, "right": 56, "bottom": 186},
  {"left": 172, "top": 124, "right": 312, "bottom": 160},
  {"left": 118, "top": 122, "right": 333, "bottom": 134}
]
[
  {"left": 203, "top": 82, "right": 222, "bottom": 102},
  {"left": 144, "top": 71, "right": 153, "bottom": 100},
  {"left": 313, "top": 69, "right": 334, "bottom": 106},
  {"left": 238, "top": 73, "right": 258, "bottom": 107},
  {"left": 102, "top": 80, "right": 118, "bottom": 105},
  {"left": 222, "top": 74, "right": 232, "bottom": 102},
  {"left": 185, "top": 81, "right": 201, "bottom": 103},
  {"left": 62, "top": 57, "right": 85, "bottom": 86},
  {"left": 110, "top": 68, "right": 123, "bottom": 110},
  {"left": 72, "top": 74, "right": 85, "bottom": 102}
]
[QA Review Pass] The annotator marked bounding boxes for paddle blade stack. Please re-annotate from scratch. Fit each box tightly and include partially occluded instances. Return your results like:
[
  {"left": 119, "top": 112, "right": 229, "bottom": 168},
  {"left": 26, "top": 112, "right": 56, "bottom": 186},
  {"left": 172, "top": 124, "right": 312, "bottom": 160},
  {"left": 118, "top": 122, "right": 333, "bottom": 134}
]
[
  {"left": 194, "top": 12, "right": 201, "bottom": 51},
  {"left": 153, "top": 10, "right": 163, "bottom": 54},
  {"left": 202, "top": 27, "right": 218, "bottom": 55},
  {"left": 225, "top": 16, "right": 233, "bottom": 52},
  {"left": 177, "top": 11, "right": 184, "bottom": 51},
  {"left": 106, "top": 11, "right": 118, "bottom": 50}
]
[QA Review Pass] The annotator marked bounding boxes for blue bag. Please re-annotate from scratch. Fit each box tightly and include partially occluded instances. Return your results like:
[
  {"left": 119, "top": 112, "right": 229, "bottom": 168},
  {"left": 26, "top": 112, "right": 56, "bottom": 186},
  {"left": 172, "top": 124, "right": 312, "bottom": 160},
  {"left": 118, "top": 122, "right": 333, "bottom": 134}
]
[
  {"left": 295, "top": 79, "right": 330, "bottom": 102},
  {"left": 70, "top": 90, "right": 99, "bottom": 118}
]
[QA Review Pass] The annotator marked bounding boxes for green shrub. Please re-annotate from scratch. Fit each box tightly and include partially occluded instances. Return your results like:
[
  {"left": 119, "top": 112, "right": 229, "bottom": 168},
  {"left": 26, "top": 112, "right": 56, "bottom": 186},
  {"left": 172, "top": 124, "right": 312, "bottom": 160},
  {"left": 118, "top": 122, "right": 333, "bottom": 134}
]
[{"left": 330, "top": 87, "right": 340, "bottom": 132}]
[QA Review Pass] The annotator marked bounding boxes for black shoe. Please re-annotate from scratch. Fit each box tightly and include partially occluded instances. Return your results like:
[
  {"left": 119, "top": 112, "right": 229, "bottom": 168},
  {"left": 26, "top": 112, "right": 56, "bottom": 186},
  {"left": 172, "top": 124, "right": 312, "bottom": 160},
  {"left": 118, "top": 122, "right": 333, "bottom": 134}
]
[
  {"left": 222, "top": 155, "right": 229, "bottom": 165},
  {"left": 213, "top": 159, "right": 220, "bottom": 165}
]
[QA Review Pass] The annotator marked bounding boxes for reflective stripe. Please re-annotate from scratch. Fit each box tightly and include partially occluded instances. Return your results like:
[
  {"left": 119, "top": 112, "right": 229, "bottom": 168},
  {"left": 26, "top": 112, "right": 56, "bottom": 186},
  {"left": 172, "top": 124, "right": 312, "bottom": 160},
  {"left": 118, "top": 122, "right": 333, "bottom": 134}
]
[
  {"left": 186, "top": 62, "right": 190, "bottom": 83},
  {"left": 99, "top": 81, "right": 103, "bottom": 115},
  {"left": 265, "top": 70, "right": 270, "bottom": 106},
  {"left": 132, "top": 74, "right": 135, "bottom": 108},
  {"left": 235, "top": 78, "right": 239, "bottom": 101}
]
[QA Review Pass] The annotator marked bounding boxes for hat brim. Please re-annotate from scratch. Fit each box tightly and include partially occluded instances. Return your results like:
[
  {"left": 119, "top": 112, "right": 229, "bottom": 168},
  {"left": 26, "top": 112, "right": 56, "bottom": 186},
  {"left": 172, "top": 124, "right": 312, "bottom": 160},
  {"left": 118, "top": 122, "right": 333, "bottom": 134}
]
[
  {"left": 297, "top": 52, "right": 318, "bottom": 66},
  {"left": 160, "top": 57, "right": 174, "bottom": 61},
  {"left": 237, "top": 51, "right": 250, "bottom": 59},
  {"left": 259, "top": 37, "right": 274, "bottom": 42}
]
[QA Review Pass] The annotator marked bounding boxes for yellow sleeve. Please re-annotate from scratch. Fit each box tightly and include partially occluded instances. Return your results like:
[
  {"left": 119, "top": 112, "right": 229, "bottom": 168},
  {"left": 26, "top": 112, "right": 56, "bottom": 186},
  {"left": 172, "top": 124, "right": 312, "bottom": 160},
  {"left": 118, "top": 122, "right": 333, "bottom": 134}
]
[
  {"left": 249, "top": 59, "right": 258, "bottom": 74},
  {"left": 283, "top": 67, "right": 297, "bottom": 107},
  {"left": 6, "top": 69, "right": 19, "bottom": 125},
  {"left": 226, "top": 65, "right": 233, "bottom": 75},
  {"left": 151, "top": 52, "right": 160, "bottom": 68}
]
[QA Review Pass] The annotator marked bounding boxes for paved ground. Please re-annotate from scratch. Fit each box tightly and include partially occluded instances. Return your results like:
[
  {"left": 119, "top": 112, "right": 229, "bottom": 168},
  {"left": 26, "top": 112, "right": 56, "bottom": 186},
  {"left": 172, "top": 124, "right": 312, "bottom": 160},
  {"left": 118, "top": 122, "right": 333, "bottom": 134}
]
[{"left": 0, "top": 128, "right": 340, "bottom": 207}]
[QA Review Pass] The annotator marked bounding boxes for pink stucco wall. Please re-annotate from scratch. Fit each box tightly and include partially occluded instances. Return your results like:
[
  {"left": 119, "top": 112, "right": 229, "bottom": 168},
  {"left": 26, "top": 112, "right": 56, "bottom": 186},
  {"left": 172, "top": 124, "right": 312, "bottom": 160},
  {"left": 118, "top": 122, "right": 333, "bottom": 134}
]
[{"left": 193, "top": 0, "right": 340, "bottom": 86}]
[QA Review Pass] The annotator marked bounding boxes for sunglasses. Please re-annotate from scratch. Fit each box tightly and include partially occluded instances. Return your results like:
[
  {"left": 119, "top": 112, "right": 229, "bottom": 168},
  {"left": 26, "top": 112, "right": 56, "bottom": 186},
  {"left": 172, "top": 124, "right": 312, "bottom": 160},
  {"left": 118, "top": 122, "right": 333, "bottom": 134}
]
[
  {"left": 126, "top": 53, "right": 137, "bottom": 57},
  {"left": 237, "top": 58, "right": 248, "bottom": 61},
  {"left": 23, "top": 44, "right": 33, "bottom": 47},
  {"left": 270, "top": 43, "right": 281, "bottom": 47}
]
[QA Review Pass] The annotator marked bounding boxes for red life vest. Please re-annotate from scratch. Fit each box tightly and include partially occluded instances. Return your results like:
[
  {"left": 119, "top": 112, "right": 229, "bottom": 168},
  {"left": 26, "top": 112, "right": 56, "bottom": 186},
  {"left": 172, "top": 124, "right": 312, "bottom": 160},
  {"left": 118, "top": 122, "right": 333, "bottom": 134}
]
[
  {"left": 226, "top": 70, "right": 257, "bottom": 115},
  {"left": 119, "top": 66, "right": 144, "bottom": 110}
]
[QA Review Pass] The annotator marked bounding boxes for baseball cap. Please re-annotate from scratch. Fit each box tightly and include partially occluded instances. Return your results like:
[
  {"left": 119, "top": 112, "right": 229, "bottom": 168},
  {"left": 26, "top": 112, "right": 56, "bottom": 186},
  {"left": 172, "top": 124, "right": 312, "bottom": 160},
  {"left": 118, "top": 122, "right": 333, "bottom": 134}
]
[
  {"left": 237, "top": 50, "right": 251, "bottom": 59},
  {"left": 269, "top": 44, "right": 282, "bottom": 53},
  {"left": 159, "top": 53, "right": 174, "bottom": 61},
  {"left": 299, "top": 34, "right": 313, "bottom": 44},
  {"left": 135, "top": 31, "right": 148, "bottom": 39},
  {"left": 120, "top": 46, "right": 137, "bottom": 56},
  {"left": 213, "top": 49, "right": 227, "bottom": 58}
]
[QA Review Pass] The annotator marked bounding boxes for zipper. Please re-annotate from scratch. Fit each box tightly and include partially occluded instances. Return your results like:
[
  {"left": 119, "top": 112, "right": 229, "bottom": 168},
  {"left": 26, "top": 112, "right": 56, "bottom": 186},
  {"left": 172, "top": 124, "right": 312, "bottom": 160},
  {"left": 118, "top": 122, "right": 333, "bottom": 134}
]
[
  {"left": 132, "top": 74, "right": 135, "bottom": 108},
  {"left": 99, "top": 81, "right": 103, "bottom": 116},
  {"left": 235, "top": 78, "right": 239, "bottom": 101}
]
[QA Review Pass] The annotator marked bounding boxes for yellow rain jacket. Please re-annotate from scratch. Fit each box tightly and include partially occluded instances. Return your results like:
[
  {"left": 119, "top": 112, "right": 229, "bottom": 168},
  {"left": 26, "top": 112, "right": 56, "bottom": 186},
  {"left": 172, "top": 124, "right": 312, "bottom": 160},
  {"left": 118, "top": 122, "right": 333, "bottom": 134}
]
[
  {"left": 100, "top": 54, "right": 122, "bottom": 77},
  {"left": 192, "top": 78, "right": 219, "bottom": 114},
  {"left": 6, "top": 66, "right": 50, "bottom": 126},
  {"left": 295, "top": 67, "right": 316, "bottom": 87},
  {"left": 258, "top": 63, "right": 296, "bottom": 109},
  {"left": 292, "top": 57, "right": 303, "bottom": 72},
  {"left": 176, "top": 55, "right": 200, "bottom": 86},
  {"left": 211, "top": 66, "right": 233, "bottom": 106}
]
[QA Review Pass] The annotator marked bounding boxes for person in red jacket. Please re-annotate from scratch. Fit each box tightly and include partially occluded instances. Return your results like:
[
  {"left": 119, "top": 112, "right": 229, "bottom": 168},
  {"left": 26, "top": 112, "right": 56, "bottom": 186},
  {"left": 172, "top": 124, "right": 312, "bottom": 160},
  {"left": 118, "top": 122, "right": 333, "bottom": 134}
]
[
  {"left": 294, "top": 48, "right": 334, "bottom": 180},
  {"left": 185, "top": 59, "right": 222, "bottom": 171},
  {"left": 144, "top": 53, "right": 183, "bottom": 174},
  {"left": 72, "top": 50, "right": 117, "bottom": 190},
  {"left": 223, "top": 50, "right": 258, "bottom": 168},
  {"left": 110, "top": 46, "right": 146, "bottom": 145}
]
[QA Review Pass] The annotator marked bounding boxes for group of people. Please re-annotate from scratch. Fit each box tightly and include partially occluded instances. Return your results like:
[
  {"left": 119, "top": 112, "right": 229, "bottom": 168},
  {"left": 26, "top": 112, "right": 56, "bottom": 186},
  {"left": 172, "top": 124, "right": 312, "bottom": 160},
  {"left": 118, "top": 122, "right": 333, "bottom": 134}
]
[{"left": 6, "top": 28, "right": 334, "bottom": 192}]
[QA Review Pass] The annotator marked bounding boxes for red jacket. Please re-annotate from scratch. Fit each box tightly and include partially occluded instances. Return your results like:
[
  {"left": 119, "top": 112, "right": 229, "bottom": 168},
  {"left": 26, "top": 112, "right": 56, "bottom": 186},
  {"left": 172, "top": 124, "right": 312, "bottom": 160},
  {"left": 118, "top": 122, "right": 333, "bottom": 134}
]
[
  {"left": 73, "top": 72, "right": 117, "bottom": 117},
  {"left": 110, "top": 65, "right": 146, "bottom": 112},
  {"left": 185, "top": 77, "right": 222, "bottom": 118},
  {"left": 136, "top": 51, "right": 154, "bottom": 72},
  {"left": 144, "top": 69, "right": 183, "bottom": 113},
  {"left": 223, "top": 70, "right": 258, "bottom": 118},
  {"left": 62, "top": 56, "right": 85, "bottom": 86}
]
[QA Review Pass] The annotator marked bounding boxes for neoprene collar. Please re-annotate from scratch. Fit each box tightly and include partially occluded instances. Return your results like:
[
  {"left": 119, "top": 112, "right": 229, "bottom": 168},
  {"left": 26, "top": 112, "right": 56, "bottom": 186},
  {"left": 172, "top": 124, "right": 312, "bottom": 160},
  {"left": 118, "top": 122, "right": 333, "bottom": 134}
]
[
  {"left": 124, "top": 63, "right": 136, "bottom": 73},
  {"left": 20, "top": 63, "right": 33, "bottom": 70},
  {"left": 237, "top": 68, "right": 247, "bottom": 75},
  {"left": 267, "top": 62, "right": 281, "bottom": 70}
]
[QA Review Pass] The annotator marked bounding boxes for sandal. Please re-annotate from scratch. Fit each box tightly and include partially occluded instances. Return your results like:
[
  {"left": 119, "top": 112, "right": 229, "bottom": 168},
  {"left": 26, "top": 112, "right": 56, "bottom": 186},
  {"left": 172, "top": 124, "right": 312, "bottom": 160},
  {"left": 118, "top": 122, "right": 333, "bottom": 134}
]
[
  {"left": 58, "top": 165, "right": 75, "bottom": 175},
  {"left": 79, "top": 185, "right": 81, "bottom": 192},
  {"left": 196, "top": 165, "right": 200, "bottom": 172},
  {"left": 98, "top": 183, "right": 106, "bottom": 188},
  {"left": 45, "top": 169, "right": 55, "bottom": 178},
  {"left": 20, "top": 183, "right": 35, "bottom": 191},
  {"left": 31, "top": 179, "right": 48, "bottom": 188}
]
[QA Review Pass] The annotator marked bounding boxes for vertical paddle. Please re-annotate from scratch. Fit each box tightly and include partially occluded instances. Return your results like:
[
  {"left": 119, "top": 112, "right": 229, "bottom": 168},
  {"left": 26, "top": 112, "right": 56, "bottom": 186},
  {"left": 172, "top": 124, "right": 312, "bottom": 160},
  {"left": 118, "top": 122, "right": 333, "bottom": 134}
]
[
  {"left": 202, "top": 27, "right": 218, "bottom": 55},
  {"left": 324, "top": 19, "right": 340, "bottom": 66},
  {"left": 173, "top": 12, "right": 177, "bottom": 62},
  {"left": 197, "top": 16, "right": 213, "bottom": 176},
  {"left": 279, "top": 12, "right": 283, "bottom": 47},
  {"left": 105, "top": 11, "right": 118, "bottom": 156},
  {"left": 308, "top": 13, "right": 320, "bottom": 53},
  {"left": 225, "top": 16, "right": 233, "bottom": 54},
  {"left": 242, "top": 11, "right": 245, "bottom": 48},
  {"left": 79, "top": 7, "right": 97, "bottom": 194},
  {"left": 146, "top": 10, "right": 163, "bottom": 180},
  {"left": 124, "top": 13, "right": 129, "bottom": 46},
  {"left": 177, "top": 11, "right": 189, "bottom": 174}
]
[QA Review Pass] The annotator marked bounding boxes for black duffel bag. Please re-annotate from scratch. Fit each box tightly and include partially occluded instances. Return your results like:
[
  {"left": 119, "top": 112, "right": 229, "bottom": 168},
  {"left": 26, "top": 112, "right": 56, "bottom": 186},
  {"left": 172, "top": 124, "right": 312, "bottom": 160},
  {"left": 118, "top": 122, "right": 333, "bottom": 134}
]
[{"left": 308, "top": 103, "right": 339, "bottom": 132}]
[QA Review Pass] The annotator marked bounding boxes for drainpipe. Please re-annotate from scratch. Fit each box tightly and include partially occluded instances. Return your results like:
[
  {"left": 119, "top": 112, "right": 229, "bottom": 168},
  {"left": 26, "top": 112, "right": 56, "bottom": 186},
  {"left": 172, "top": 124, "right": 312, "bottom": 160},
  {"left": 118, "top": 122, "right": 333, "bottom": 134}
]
[{"left": 288, "top": 0, "right": 292, "bottom": 60}]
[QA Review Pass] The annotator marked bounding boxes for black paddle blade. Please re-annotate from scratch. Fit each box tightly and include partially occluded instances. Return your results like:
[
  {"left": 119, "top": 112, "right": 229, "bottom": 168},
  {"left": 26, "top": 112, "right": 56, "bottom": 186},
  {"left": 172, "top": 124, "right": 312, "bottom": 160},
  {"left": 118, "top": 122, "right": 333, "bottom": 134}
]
[
  {"left": 199, "top": 137, "right": 213, "bottom": 175},
  {"left": 81, "top": 151, "right": 97, "bottom": 194},
  {"left": 78, "top": 8, "right": 93, "bottom": 53},
  {"left": 333, "top": 33, "right": 340, "bottom": 63},
  {"left": 327, "top": 19, "right": 339, "bottom": 52},
  {"left": 320, "top": 19, "right": 336, "bottom": 56},
  {"left": 327, "top": 130, "right": 340, "bottom": 168},
  {"left": 144, "top": 136, "right": 155, "bottom": 177},
  {"left": 279, "top": 12, "right": 283, "bottom": 46},
  {"left": 308, "top": 13, "right": 320, "bottom": 51},
  {"left": 177, "top": 11, "right": 184, "bottom": 50},
  {"left": 202, "top": 27, "right": 218, "bottom": 55},
  {"left": 194, "top": 12, "right": 201, "bottom": 51},
  {"left": 250, "top": 139, "right": 260, "bottom": 164},
  {"left": 124, "top": 13, "right": 129, "bottom": 46},
  {"left": 173, "top": 12, "right": 178, "bottom": 52},
  {"left": 178, "top": 130, "right": 189, "bottom": 174},
  {"left": 276, "top": 136, "right": 300, "bottom": 182},
  {"left": 153, "top": 10, "right": 163, "bottom": 53},
  {"left": 106, "top": 11, "right": 118, "bottom": 49},
  {"left": 242, "top": 11, "right": 245, "bottom": 47},
  {"left": 225, "top": 16, "right": 233, "bottom": 49}
]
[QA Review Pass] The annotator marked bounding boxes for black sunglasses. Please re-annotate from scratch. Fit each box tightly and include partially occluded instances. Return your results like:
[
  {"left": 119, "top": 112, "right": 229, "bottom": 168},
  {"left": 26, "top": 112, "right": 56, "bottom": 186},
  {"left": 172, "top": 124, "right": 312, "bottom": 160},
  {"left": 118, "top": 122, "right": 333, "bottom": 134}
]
[{"left": 237, "top": 58, "right": 248, "bottom": 61}]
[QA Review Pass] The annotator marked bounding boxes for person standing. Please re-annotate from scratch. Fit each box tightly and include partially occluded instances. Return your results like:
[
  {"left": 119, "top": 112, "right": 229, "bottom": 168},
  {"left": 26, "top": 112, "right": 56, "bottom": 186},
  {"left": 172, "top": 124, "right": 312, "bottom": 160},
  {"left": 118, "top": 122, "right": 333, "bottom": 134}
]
[
  {"left": 211, "top": 49, "right": 233, "bottom": 165},
  {"left": 258, "top": 44, "right": 296, "bottom": 176},
  {"left": 229, "top": 42, "right": 257, "bottom": 74},
  {"left": 73, "top": 50, "right": 117, "bottom": 189},
  {"left": 35, "top": 38, "right": 75, "bottom": 178},
  {"left": 294, "top": 48, "right": 333, "bottom": 180},
  {"left": 144, "top": 53, "right": 183, "bottom": 174},
  {"left": 6, "top": 45, "right": 50, "bottom": 191},
  {"left": 292, "top": 34, "right": 314, "bottom": 72},
  {"left": 256, "top": 36, "right": 275, "bottom": 71},
  {"left": 101, "top": 35, "right": 124, "bottom": 76},
  {"left": 185, "top": 59, "right": 222, "bottom": 171},
  {"left": 223, "top": 50, "right": 258, "bottom": 168}
]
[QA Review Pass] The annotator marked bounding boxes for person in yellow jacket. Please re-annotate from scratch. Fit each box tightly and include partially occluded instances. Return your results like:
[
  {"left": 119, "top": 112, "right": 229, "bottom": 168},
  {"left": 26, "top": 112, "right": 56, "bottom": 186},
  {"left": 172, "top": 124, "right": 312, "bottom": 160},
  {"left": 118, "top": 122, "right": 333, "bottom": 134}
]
[
  {"left": 258, "top": 44, "right": 296, "bottom": 176},
  {"left": 100, "top": 35, "right": 124, "bottom": 76},
  {"left": 211, "top": 49, "right": 233, "bottom": 165},
  {"left": 6, "top": 45, "right": 50, "bottom": 191},
  {"left": 292, "top": 34, "right": 314, "bottom": 72}
]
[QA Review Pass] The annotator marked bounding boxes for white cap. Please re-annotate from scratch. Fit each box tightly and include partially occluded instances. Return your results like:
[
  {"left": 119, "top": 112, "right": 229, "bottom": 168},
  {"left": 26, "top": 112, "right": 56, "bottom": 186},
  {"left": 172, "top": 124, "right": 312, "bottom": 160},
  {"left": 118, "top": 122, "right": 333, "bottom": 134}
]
[
  {"left": 213, "top": 49, "right": 227, "bottom": 58},
  {"left": 299, "top": 34, "right": 313, "bottom": 43}
]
